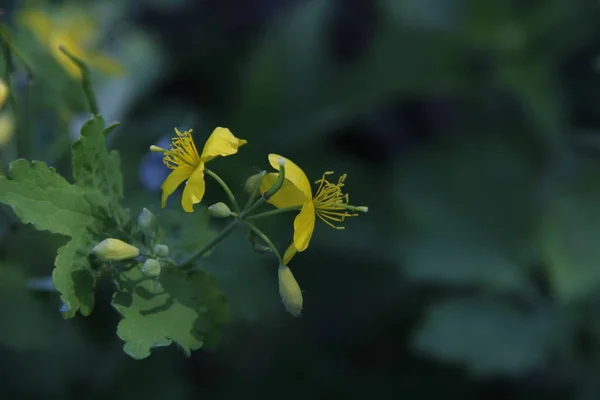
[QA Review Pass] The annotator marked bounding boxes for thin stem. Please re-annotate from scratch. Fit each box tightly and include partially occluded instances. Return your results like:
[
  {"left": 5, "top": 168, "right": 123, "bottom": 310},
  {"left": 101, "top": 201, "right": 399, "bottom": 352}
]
[
  {"left": 241, "top": 220, "right": 283, "bottom": 265},
  {"left": 243, "top": 170, "right": 266, "bottom": 212},
  {"left": 241, "top": 161, "right": 286, "bottom": 217},
  {"left": 177, "top": 220, "right": 238, "bottom": 269},
  {"left": 205, "top": 168, "right": 240, "bottom": 213},
  {"left": 59, "top": 46, "right": 99, "bottom": 114},
  {"left": 0, "top": 26, "right": 34, "bottom": 79},
  {"left": 245, "top": 206, "right": 300, "bottom": 221}
]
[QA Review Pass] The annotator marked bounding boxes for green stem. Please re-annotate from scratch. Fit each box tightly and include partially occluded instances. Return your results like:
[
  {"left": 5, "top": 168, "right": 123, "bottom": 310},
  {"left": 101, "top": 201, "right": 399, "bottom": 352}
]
[
  {"left": 241, "top": 220, "right": 283, "bottom": 265},
  {"left": 0, "top": 26, "right": 34, "bottom": 79},
  {"left": 241, "top": 162, "right": 286, "bottom": 217},
  {"left": 243, "top": 170, "right": 266, "bottom": 212},
  {"left": 205, "top": 168, "right": 240, "bottom": 213},
  {"left": 59, "top": 46, "right": 99, "bottom": 114},
  {"left": 177, "top": 220, "right": 238, "bottom": 269},
  {"left": 245, "top": 206, "right": 300, "bottom": 221}
]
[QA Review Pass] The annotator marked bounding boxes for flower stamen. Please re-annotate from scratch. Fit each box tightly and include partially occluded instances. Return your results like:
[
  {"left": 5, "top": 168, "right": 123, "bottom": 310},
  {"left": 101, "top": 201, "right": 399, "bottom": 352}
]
[
  {"left": 312, "top": 172, "right": 358, "bottom": 229},
  {"left": 162, "top": 128, "right": 201, "bottom": 170}
]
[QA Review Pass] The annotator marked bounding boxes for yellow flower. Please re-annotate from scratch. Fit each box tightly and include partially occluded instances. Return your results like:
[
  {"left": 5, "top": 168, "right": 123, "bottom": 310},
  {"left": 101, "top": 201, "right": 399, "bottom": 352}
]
[
  {"left": 17, "top": 8, "right": 123, "bottom": 78},
  {"left": 0, "top": 79, "right": 14, "bottom": 149},
  {"left": 259, "top": 154, "right": 367, "bottom": 262},
  {"left": 152, "top": 127, "right": 247, "bottom": 212}
]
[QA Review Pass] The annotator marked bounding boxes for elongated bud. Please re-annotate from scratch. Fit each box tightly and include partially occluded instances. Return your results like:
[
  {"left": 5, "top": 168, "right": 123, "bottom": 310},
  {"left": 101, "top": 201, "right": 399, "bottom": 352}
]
[
  {"left": 91, "top": 239, "right": 139, "bottom": 261},
  {"left": 278, "top": 265, "right": 303, "bottom": 317},
  {"left": 141, "top": 259, "right": 161, "bottom": 277},
  {"left": 244, "top": 171, "right": 265, "bottom": 195},
  {"left": 153, "top": 244, "right": 169, "bottom": 257},
  {"left": 208, "top": 202, "right": 232, "bottom": 218},
  {"left": 137, "top": 208, "right": 156, "bottom": 234}
]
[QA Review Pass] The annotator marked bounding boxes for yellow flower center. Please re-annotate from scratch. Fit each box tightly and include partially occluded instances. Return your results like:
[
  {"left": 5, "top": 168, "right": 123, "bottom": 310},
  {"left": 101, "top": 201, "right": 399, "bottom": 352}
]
[
  {"left": 312, "top": 172, "right": 358, "bottom": 229},
  {"left": 162, "top": 129, "right": 201, "bottom": 170}
]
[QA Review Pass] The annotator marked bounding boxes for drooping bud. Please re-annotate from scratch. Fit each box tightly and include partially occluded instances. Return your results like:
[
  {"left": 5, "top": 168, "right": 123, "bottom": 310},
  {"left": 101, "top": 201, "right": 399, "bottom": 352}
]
[
  {"left": 91, "top": 239, "right": 139, "bottom": 261},
  {"left": 141, "top": 259, "right": 161, "bottom": 277},
  {"left": 153, "top": 244, "right": 169, "bottom": 257},
  {"left": 244, "top": 171, "right": 265, "bottom": 195},
  {"left": 278, "top": 265, "right": 303, "bottom": 317},
  {"left": 137, "top": 208, "right": 156, "bottom": 235},
  {"left": 208, "top": 202, "right": 232, "bottom": 218}
]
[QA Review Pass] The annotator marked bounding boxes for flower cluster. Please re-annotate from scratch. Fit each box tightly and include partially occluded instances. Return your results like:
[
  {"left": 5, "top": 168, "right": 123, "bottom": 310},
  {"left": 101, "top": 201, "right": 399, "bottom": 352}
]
[{"left": 149, "top": 127, "right": 368, "bottom": 316}]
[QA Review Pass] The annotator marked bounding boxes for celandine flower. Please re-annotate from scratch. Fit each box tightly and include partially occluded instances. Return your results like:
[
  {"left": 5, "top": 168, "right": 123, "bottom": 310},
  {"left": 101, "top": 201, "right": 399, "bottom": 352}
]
[
  {"left": 17, "top": 8, "right": 123, "bottom": 78},
  {"left": 151, "top": 127, "right": 247, "bottom": 212},
  {"left": 260, "top": 154, "right": 368, "bottom": 262}
]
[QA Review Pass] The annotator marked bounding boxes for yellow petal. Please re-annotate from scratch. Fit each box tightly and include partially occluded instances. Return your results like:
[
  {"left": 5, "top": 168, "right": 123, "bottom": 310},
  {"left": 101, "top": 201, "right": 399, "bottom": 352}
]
[
  {"left": 200, "top": 127, "right": 247, "bottom": 163},
  {"left": 260, "top": 172, "right": 307, "bottom": 208},
  {"left": 181, "top": 165, "right": 206, "bottom": 212},
  {"left": 161, "top": 166, "right": 193, "bottom": 208},
  {"left": 0, "top": 113, "right": 15, "bottom": 148},
  {"left": 0, "top": 79, "right": 8, "bottom": 109},
  {"left": 293, "top": 201, "right": 316, "bottom": 252},
  {"left": 283, "top": 243, "right": 298, "bottom": 265},
  {"left": 268, "top": 154, "right": 312, "bottom": 199}
]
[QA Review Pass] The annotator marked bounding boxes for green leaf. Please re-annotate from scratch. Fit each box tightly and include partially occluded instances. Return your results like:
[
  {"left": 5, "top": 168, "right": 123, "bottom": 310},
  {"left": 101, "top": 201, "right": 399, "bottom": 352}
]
[
  {"left": 412, "top": 298, "right": 555, "bottom": 376},
  {"left": 53, "top": 234, "right": 97, "bottom": 318},
  {"left": 72, "top": 114, "right": 124, "bottom": 200},
  {"left": 112, "top": 266, "right": 229, "bottom": 360},
  {"left": 541, "top": 161, "right": 600, "bottom": 303},
  {"left": 0, "top": 159, "right": 100, "bottom": 236}
]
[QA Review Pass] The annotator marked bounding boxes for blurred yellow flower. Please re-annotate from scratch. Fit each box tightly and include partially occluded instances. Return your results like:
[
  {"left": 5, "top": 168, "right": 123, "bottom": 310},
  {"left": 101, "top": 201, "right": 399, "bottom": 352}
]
[
  {"left": 260, "top": 154, "right": 367, "bottom": 263},
  {"left": 0, "top": 79, "right": 14, "bottom": 150},
  {"left": 17, "top": 8, "right": 123, "bottom": 78},
  {"left": 0, "top": 79, "right": 8, "bottom": 109},
  {"left": 151, "top": 127, "right": 247, "bottom": 212}
]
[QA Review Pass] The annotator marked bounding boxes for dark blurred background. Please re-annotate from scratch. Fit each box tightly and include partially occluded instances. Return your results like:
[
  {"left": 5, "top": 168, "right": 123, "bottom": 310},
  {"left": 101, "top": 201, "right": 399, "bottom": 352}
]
[{"left": 3, "top": 0, "right": 600, "bottom": 398}]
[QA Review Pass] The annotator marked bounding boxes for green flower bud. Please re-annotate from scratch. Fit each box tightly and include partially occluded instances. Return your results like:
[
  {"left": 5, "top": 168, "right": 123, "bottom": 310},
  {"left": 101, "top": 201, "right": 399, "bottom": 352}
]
[
  {"left": 141, "top": 259, "right": 161, "bottom": 277},
  {"left": 208, "top": 202, "right": 232, "bottom": 218},
  {"left": 91, "top": 239, "right": 139, "bottom": 261},
  {"left": 137, "top": 208, "right": 156, "bottom": 234},
  {"left": 244, "top": 172, "right": 265, "bottom": 194},
  {"left": 153, "top": 244, "right": 169, "bottom": 257},
  {"left": 278, "top": 265, "right": 303, "bottom": 317}
]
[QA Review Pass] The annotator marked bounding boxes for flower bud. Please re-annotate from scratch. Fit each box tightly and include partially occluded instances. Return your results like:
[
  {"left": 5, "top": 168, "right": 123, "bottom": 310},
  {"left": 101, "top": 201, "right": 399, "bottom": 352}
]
[
  {"left": 278, "top": 265, "right": 303, "bottom": 317},
  {"left": 91, "top": 239, "right": 139, "bottom": 261},
  {"left": 244, "top": 172, "right": 265, "bottom": 194},
  {"left": 153, "top": 244, "right": 169, "bottom": 257},
  {"left": 137, "top": 207, "right": 156, "bottom": 235},
  {"left": 141, "top": 259, "right": 161, "bottom": 277},
  {"left": 208, "top": 202, "right": 232, "bottom": 218}
]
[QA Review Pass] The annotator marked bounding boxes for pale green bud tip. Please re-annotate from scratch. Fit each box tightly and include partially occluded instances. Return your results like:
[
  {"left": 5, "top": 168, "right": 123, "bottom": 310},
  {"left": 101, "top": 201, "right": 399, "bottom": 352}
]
[
  {"left": 208, "top": 202, "right": 232, "bottom": 218},
  {"left": 244, "top": 172, "right": 265, "bottom": 194},
  {"left": 153, "top": 244, "right": 169, "bottom": 257},
  {"left": 137, "top": 207, "right": 155, "bottom": 229},
  {"left": 141, "top": 259, "right": 161, "bottom": 277},
  {"left": 278, "top": 265, "right": 303, "bottom": 317},
  {"left": 149, "top": 145, "right": 167, "bottom": 153},
  {"left": 92, "top": 239, "right": 139, "bottom": 261},
  {"left": 278, "top": 157, "right": 285, "bottom": 167}
]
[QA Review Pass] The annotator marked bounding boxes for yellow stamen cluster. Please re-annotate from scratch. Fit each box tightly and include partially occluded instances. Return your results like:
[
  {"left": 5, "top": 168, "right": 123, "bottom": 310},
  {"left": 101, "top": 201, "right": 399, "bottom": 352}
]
[
  {"left": 312, "top": 172, "right": 358, "bottom": 229},
  {"left": 162, "top": 129, "right": 201, "bottom": 170}
]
